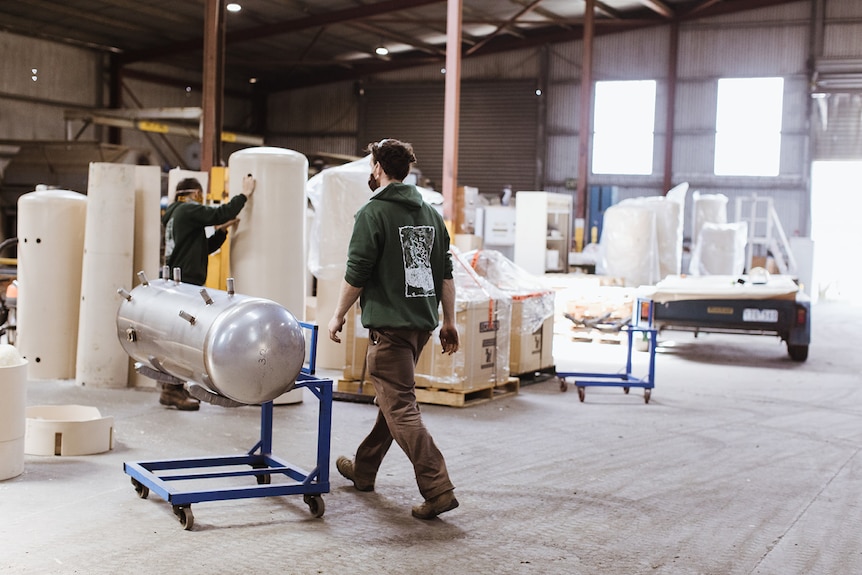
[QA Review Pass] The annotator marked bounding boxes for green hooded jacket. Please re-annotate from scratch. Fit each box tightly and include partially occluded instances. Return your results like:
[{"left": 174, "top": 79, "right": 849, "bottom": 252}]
[
  {"left": 162, "top": 194, "right": 248, "bottom": 285},
  {"left": 344, "top": 182, "right": 453, "bottom": 331}
]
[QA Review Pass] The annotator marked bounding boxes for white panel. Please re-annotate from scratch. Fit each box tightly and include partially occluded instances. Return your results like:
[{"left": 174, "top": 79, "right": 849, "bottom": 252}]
[
  {"left": 17, "top": 190, "right": 87, "bottom": 380},
  {"left": 77, "top": 163, "right": 136, "bottom": 387}
]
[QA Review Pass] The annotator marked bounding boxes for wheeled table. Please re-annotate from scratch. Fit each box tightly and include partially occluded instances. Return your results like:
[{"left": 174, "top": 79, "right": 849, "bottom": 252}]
[{"left": 640, "top": 274, "right": 811, "bottom": 362}]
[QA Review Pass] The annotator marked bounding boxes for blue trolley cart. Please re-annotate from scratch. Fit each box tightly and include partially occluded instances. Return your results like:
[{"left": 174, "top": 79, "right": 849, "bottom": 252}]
[
  {"left": 558, "top": 298, "right": 658, "bottom": 404},
  {"left": 123, "top": 323, "right": 332, "bottom": 530}
]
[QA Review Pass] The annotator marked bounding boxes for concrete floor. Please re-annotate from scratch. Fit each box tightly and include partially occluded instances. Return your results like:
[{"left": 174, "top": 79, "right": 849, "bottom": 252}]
[{"left": 1, "top": 299, "right": 861, "bottom": 575}]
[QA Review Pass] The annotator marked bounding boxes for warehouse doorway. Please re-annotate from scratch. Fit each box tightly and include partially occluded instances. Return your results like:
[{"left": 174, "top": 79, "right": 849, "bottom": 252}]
[{"left": 810, "top": 160, "right": 862, "bottom": 302}]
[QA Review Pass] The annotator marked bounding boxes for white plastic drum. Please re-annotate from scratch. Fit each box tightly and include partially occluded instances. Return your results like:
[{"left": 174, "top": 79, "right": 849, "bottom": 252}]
[
  {"left": 17, "top": 189, "right": 87, "bottom": 380},
  {"left": 228, "top": 148, "right": 309, "bottom": 403},
  {"left": 0, "top": 346, "right": 27, "bottom": 480}
]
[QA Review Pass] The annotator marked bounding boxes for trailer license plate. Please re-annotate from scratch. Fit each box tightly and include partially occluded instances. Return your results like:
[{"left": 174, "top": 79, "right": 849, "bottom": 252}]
[{"left": 743, "top": 308, "right": 778, "bottom": 322}]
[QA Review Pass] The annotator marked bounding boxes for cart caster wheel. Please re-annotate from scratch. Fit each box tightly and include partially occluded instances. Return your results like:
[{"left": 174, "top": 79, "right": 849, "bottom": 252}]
[
  {"left": 623, "top": 387, "right": 630, "bottom": 394},
  {"left": 131, "top": 478, "right": 149, "bottom": 499},
  {"left": 303, "top": 494, "right": 325, "bottom": 518},
  {"left": 252, "top": 463, "right": 271, "bottom": 484},
  {"left": 644, "top": 389, "right": 651, "bottom": 404},
  {"left": 559, "top": 377, "right": 568, "bottom": 392},
  {"left": 577, "top": 386, "right": 585, "bottom": 402},
  {"left": 173, "top": 505, "right": 194, "bottom": 530}
]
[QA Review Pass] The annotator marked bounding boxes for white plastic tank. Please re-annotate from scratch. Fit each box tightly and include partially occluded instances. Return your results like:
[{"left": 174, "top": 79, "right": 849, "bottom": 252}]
[
  {"left": 228, "top": 148, "right": 309, "bottom": 403},
  {"left": 76, "top": 163, "right": 136, "bottom": 388},
  {"left": 17, "top": 189, "right": 88, "bottom": 380},
  {"left": 0, "top": 345, "right": 27, "bottom": 480}
]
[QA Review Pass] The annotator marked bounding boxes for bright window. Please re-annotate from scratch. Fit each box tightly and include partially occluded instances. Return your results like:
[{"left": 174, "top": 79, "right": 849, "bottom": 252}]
[
  {"left": 714, "top": 77, "right": 784, "bottom": 176},
  {"left": 591, "top": 80, "right": 656, "bottom": 175}
]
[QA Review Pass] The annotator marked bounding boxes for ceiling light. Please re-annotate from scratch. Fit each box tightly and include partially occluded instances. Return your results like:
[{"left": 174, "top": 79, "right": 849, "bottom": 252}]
[
  {"left": 226, "top": 3, "right": 242, "bottom": 12},
  {"left": 375, "top": 46, "right": 389, "bottom": 56}
]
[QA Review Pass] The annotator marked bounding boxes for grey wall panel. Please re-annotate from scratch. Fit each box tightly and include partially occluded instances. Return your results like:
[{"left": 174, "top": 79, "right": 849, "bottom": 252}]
[
  {"left": 822, "top": 20, "right": 862, "bottom": 58},
  {"left": 678, "top": 25, "right": 809, "bottom": 78},
  {"left": 593, "top": 27, "right": 670, "bottom": 79},
  {"left": 546, "top": 133, "right": 579, "bottom": 184},
  {"left": 546, "top": 82, "right": 580, "bottom": 134},
  {"left": 548, "top": 42, "right": 583, "bottom": 82},
  {"left": 361, "top": 81, "right": 538, "bottom": 195},
  {"left": 268, "top": 82, "right": 357, "bottom": 135}
]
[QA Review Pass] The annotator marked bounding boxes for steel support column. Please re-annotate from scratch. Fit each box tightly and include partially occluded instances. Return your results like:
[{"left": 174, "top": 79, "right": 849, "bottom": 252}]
[
  {"left": 202, "top": 0, "right": 226, "bottom": 173},
  {"left": 576, "top": 0, "right": 595, "bottom": 220},
  {"left": 442, "top": 0, "right": 462, "bottom": 226},
  {"left": 663, "top": 20, "right": 679, "bottom": 193}
]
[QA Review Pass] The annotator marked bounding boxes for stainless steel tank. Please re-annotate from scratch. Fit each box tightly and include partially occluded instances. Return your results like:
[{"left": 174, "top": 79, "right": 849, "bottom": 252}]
[{"left": 116, "top": 272, "right": 305, "bottom": 405}]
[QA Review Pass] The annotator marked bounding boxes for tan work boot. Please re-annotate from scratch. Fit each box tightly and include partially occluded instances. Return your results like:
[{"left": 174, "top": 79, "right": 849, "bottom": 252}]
[
  {"left": 335, "top": 456, "right": 374, "bottom": 492},
  {"left": 159, "top": 384, "right": 200, "bottom": 411},
  {"left": 412, "top": 490, "right": 459, "bottom": 520}
]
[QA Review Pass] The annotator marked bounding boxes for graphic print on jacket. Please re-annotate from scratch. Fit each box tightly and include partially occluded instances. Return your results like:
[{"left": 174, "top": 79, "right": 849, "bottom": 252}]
[{"left": 399, "top": 225, "right": 436, "bottom": 297}]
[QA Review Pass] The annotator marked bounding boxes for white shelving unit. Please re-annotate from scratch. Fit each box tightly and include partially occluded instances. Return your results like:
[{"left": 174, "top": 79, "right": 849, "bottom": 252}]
[{"left": 514, "top": 191, "right": 572, "bottom": 275}]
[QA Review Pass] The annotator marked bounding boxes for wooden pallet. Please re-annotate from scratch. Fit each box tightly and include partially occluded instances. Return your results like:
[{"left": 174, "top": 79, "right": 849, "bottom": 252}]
[
  {"left": 415, "top": 377, "right": 520, "bottom": 408},
  {"left": 570, "top": 328, "right": 623, "bottom": 345}
]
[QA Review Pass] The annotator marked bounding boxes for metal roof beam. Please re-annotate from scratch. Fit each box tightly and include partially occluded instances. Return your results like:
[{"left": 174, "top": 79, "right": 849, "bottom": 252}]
[{"left": 119, "top": 0, "right": 445, "bottom": 64}]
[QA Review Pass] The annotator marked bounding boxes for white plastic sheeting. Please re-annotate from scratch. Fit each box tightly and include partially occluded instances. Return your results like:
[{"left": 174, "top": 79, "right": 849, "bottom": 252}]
[{"left": 689, "top": 222, "right": 748, "bottom": 276}]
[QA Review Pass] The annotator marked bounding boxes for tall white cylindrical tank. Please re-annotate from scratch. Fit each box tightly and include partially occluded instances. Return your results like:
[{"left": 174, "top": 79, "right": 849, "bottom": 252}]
[
  {"left": 228, "top": 147, "right": 308, "bottom": 316},
  {"left": 17, "top": 189, "right": 87, "bottom": 380},
  {"left": 76, "top": 163, "right": 136, "bottom": 388}
]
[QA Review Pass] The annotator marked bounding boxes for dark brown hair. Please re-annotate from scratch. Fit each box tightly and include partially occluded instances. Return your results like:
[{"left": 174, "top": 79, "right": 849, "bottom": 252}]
[
  {"left": 366, "top": 139, "right": 416, "bottom": 181},
  {"left": 175, "top": 177, "right": 203, "bottom": 195}
]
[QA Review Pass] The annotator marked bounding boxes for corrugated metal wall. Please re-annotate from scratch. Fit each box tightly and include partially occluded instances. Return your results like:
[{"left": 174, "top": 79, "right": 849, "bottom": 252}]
[{"left": 359, "top": 80, "right": 538, "bottom": 196}]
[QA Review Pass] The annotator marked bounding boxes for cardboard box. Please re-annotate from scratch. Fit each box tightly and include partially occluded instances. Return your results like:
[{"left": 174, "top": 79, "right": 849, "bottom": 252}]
[
  {"left": 342, "top": 302, "right": 368, "bottom": 380},
  {"left": 415, "top": 298, "right": 509, "bottom": 391},
  {"left": 510, "top": 297, "right": 555, "bottom": 375}
]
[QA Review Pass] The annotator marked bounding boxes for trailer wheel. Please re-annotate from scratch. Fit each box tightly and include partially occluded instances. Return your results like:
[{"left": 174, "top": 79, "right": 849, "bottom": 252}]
[
  {"left": 787, "top": 344, "right": 808, "bottom": 362},
  {"left": 577, "top": 386, "right": 585, "bottom": 402},
  {"left": 559, "top": 377, "right": 568, "bottom": 392},
  {"left": 623, "top": 387, "right": 630, "bottom": 394},
  {"left": 131, "top": 478, "right": 149, "bottom": 499},
  {"left": 644, "top": 389, "right": 651, "bottom": 404},
  {"left": 304, "top": 494, "right": 325, "bottom": 518},
  {"left": 173, "top": 505, "right": 194, "bottom": 530}
]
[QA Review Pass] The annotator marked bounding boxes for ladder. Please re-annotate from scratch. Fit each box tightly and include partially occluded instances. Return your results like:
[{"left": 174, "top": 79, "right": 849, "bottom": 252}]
[{"left": 734, "top": 195, "right": 797, "bottom": 276}]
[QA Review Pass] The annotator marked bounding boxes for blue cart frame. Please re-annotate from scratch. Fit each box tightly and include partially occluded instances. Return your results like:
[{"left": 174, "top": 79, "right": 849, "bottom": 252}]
[
  {"left": 123, "top": 322, "right": 332, "bottom": 530},
  {"left": 557, "top": 298, "right": 657, "bottom": 404}
]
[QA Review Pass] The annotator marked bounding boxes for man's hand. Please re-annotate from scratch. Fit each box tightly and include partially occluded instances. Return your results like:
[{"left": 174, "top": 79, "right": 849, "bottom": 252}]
[
  {"left": 243, "top": 174, "right": 256, "bottom": 198},
  {"left": 439, "top": 324, "right": 459, "bottom": 355},
  {"left": 328, "top": 314, "right": 346, "bottom": 344},
  {"left": 214, "top": 218, "right": 240, "bottom": 233}
]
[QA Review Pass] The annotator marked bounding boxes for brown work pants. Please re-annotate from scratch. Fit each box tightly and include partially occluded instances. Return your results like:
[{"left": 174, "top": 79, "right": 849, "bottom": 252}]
[{"left": 352, "top": 328, "right": 454, "bottom": 500}]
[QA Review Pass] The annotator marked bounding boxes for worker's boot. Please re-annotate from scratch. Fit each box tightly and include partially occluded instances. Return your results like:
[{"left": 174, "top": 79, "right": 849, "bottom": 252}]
[
  {"left": 411, "top": 489, "right": 459, "bottom": 520},
  {"left": 335, "top": 456, "right": 374, "bottom": 491},
  {"left": 159, "top": 383, "right": 200, "bottom": 411}
]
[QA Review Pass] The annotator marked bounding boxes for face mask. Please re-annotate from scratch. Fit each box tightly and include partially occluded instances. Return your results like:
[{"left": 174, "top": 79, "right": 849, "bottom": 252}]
[{"left": 368, "top": 173, "right": 379, "bottom": 192}]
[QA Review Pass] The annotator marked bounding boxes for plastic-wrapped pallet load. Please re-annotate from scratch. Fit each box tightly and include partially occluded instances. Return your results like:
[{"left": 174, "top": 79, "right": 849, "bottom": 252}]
[
  {"left": 689, "top": 192, "right": 729, "bottom": 273},
  {"left": 600, "top": 203, "right": 660, "bottom": 287},
  {"left": 689, "top": 221, "right": 748, "bottom": 276},
  {"left": 463, "top": 249, "right": 555, "bottom": 376},
  {"left": 415, "top": 250, "right": 511, "bottom": 391}
]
